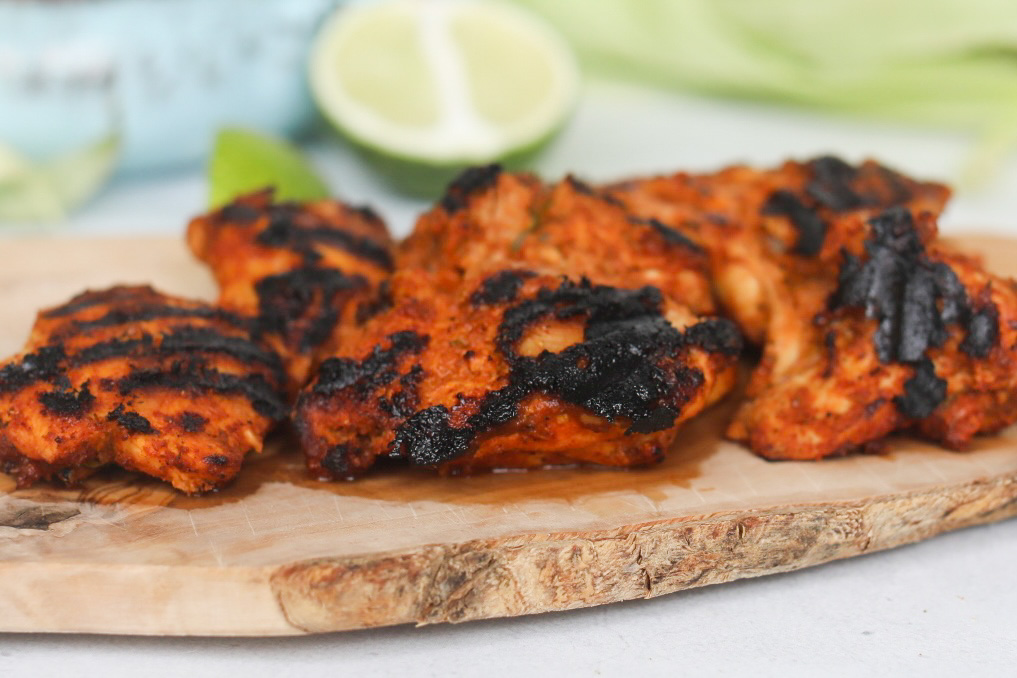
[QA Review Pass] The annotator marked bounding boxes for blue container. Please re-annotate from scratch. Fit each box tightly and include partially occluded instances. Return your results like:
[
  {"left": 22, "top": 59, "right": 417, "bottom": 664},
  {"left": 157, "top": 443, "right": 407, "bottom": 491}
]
[{"left": 0, "top": 0, "right": 341, "bottom": 172}]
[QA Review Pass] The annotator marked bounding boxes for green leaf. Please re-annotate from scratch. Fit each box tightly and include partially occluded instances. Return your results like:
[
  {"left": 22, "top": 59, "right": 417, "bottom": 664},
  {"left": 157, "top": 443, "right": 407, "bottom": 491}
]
[
  {"left": 208, "top": 128, "right": 330, "bottom": 207},
  {"left": 0, "top": 136, "right": 120, "bottom": 223}
]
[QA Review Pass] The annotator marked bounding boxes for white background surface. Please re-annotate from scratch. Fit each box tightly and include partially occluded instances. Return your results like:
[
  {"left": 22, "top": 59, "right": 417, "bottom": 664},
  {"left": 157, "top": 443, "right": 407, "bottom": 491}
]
[{"left": 3, "top": 81, "right": 1017, "bottom": 676}]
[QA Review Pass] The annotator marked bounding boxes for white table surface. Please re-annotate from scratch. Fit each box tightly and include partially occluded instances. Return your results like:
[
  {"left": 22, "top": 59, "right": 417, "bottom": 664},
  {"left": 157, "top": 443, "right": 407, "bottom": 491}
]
[{"left": 2, "top": 81, "right": 1017, "bottom": 676}]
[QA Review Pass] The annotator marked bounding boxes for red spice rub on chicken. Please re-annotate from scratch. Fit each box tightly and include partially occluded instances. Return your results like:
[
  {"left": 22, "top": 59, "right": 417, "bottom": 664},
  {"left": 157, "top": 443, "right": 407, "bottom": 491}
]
[
  {"left": 0, "top": 286, "right": 286, "bottom": 493},
  {"left": 187, "top": 189, "right": 395, "bottom": 391},
  {"left": 296, "top": 269, "right": 741, "bottom": 478},
  {"left": 295, "top": 167, "right": 742, "bottom": 477},
  {"left": 611, "top": 157, "right": 1017, "bottom": 459}
]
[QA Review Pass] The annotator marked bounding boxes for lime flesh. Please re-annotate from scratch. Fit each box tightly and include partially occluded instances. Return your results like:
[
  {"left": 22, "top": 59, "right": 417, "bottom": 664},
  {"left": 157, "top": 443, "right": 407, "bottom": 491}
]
[{"left": 309, "top": 0, "right": 580, "bottom": 196}]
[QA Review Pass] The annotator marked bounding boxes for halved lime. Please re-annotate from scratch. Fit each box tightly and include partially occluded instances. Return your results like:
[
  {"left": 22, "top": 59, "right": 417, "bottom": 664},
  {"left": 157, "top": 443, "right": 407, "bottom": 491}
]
[{"left": 309, "top": 0, "right": 580, "bottom": 196}]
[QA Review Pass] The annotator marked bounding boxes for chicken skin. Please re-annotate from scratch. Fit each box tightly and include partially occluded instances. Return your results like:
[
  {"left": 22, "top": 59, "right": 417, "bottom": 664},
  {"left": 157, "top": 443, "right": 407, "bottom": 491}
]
[
  {"left": 187, "top": 189, "right": 395, "bottom": 391},
  {"left": 611, "top": 157, "right": 1017, "bottom": 459},
  {"left": 295, "top": 167, "right": 742, "bottom": 477},
  {"left": 0, "top": 286, "right": 286, "bottom": 493},
  {"left": 295, "top": 269, "right": 741, "bottom": 478}
]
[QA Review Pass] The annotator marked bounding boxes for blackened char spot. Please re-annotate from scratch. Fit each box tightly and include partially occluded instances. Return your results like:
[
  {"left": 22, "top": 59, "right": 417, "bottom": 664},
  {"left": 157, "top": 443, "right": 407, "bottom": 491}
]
[
  {"left": 499, "top": 282, "right": 705, "bottom": 431},
  {"left": 899, "top": 265, "right": 953, "bottom": 361},
  {"left": 822, "top": 329, "right": 837, "bottom": 378},
  {"left": 73, "top": 305, "right": 251, "bottom": 333},
  {"left": 831, "top": 208, "right": 970, "bottom": 364},
  {"left": 254, "top": 266, "right": 368, "bottom": 351},
  {"left": 762, "top": 190, "right": 827, "bottom": 256},
  {"left": 392, "top": 406, "right": 475, "bottom": 466},
  {"left": 961, "top": 300, "right": 1000, "bottom": 358},
  {"left": 355, "top": 280, "right": 393, "bottom": 324},
  {"left": 69, "top": 328, "right": 283, "bottom": 378},
  {"left": 322, "top": 444, "right": 353, "bottom": 475},
  {"left": 204, "top": 455, "right": 229, "bottom": 466},
  {"left": 629, "top": 216, "right": 704, "bottom": 254},
  {"left": 312, "top": 331, "right": 429, "bottom": 397},
  {"left": 626, "top": 405, "right": 685, "bottom": 435},
  {"left": 389, "top": 279, "right": 740, "bottom": 466},
  {"left": 470, "top": 270, "right": 536, "bottom": 306},
  {"left": 440, "top": 165, "right": 502, "bottom": 213},
  {"left": 106, "top": 404, "right": 158, "bottom": 434},
  {"left": 868, "top": 164, "right": 914, "bottom": 206},
  {"left": 160, "top": 326, "right": 285, "bottom": 375},
  {"left": 255, "top": 206, "right": 320, "bottom": 265},
  {"left": 305, "top": 227, "right": 392, "bottom": 270},
  {"left": 40, "top": 287, "right": 206, "bottom": 320},
  {"left": 566, "top": 175, "right": 596, "bottom": 195},
  {"left": 894, "top": 358, "right": 947, "bottom": 418},
  {"left": 38, "top": 383, "right": 95, "bottom": 417},
  {"left": 41, "top": 297, "right": 109, "bottom": 319},
  {"left": 378, "top": 364, "right": 425, "bottom": 419},
  {"left": 255, "top": 207, "right": 394, "bottom": 270},
  {"left": 116, "top": 362, "right": 286, "bottom": 420},
  {"left": 683, "top": 318, "right": 743, "bottom": 355},
  {"left": 829, "top": 208, "right": 1004, "bottom": 420},
  {"left": 0, "top": 345, "right": 67, "bottom": 394},
  {"left": 597, "top": 191, "right": 627, "bottom": 210},
  {"left": 864, "top": 398, "right": 887, "bottom": 418},
  {"left": 71, "top": 336, "right": 154, "bottom": 366},
  {"left": 177, "top": 411, "right": 208, "bottom": 433},
  {"left": 805, "top": 156, "right": 864, "bottom": 211},
  {"left": 806, "top": 156, "right": 917, "bottom": 212}
]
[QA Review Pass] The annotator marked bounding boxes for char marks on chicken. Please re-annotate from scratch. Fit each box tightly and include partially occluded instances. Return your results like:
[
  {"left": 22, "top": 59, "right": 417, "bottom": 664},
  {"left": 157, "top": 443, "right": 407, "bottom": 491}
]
[{"left": 0, "top": 286, "right": 286, "bottom": 493}]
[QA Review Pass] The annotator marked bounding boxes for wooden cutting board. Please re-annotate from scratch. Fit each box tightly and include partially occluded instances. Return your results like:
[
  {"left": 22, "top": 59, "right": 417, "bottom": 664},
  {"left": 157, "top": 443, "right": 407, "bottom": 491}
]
[{"left": 1, "top": 235, "right": 1016, "bottom": 637}]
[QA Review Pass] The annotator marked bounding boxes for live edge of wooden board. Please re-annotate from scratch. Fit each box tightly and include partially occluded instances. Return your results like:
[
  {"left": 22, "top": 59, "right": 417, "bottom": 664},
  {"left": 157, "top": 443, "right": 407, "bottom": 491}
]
[{"left": 0, "top": 235, "right": 1015, "bottom": 637}]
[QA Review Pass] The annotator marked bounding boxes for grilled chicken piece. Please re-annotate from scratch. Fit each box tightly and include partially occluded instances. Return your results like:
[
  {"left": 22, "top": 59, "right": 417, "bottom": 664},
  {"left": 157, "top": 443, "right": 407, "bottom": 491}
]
[
  {"left": 612, "top": 157, "right": 1017, "bottom": 458},
  {"left": 0, "top": 286, "right": 286, "bottom": 493},
  {"left": 608, "top": 156, "right": 950, "bottom": 351},
  {"left": 728, "top": 208, "right": 1017, "bottom": 458},
  {"left": 399, "top": 165, "right": 717, "bottom": 315},
  {"left": 187, "top": 189, "right": 395, "bottom": 391},
  {"left": 295, "top": 269, "right": 741, "bottom": 478},
  {"left": 295, "top": 167, "right": 742, "bottom": 478}
]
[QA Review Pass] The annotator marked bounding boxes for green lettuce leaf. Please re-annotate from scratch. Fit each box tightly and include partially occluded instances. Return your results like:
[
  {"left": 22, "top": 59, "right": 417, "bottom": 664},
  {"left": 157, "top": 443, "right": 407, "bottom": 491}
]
[{"left": 513, "top": 0, "right": 1017, "bottom": 133}]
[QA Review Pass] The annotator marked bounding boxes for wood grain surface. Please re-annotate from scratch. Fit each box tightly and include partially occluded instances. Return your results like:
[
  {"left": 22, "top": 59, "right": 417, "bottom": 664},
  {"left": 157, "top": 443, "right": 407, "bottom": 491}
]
[{"left": 0, "top": 235, "right": 1015, "bottom": 636}]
